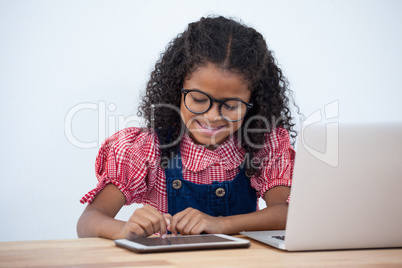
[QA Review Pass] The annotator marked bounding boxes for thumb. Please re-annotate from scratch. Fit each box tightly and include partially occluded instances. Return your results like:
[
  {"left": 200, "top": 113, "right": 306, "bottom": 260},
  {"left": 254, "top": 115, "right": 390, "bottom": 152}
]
[{"left": 163, "top": 214, "right": 172, "bottom": 227}]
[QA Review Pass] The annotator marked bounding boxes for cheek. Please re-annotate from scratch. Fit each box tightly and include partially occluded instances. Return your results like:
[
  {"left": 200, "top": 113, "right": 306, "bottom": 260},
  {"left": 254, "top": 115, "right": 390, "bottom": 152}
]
[{"left": 180, "top": 100, "right": 192, "bottom": 124}]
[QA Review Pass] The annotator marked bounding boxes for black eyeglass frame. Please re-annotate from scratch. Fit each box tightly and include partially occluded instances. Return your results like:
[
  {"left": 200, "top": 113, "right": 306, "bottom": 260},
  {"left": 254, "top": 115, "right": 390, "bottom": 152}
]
[{"left": 181, "top": 88, "right": 254, "bottom": 122}]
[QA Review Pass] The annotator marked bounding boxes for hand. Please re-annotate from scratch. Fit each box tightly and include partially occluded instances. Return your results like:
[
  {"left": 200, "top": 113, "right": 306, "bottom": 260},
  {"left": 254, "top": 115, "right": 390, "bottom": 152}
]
[
  {"left": 121, "top": 205, "right": 172, "bottom": 239},
  {"left": 169, "top": 208, "right": 225, "bottom": 235}
]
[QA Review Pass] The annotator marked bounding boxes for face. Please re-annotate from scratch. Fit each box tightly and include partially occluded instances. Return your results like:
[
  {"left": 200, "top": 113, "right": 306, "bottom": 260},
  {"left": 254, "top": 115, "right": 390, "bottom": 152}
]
[{"left": 180, "top": 63, "right": 251, "bottom": 150}]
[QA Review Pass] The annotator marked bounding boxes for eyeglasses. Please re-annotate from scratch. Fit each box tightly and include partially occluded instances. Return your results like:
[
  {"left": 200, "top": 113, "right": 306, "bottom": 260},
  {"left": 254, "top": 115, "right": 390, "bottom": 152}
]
[{"left": 181, "top": 89, "right": 253, "bottom": 122}]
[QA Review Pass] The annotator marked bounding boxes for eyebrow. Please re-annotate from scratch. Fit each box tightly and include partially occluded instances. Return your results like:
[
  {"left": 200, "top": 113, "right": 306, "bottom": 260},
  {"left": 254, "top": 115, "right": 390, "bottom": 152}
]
[{"left": 184, "top": 88, "right": 249, "bottom": 102}]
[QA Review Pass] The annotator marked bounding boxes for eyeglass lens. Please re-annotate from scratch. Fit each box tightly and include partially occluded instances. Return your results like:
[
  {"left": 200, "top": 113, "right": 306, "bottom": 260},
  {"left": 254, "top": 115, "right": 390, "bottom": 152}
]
[{"left": 184, "top": 91, "right": 248, "bottom": 121}]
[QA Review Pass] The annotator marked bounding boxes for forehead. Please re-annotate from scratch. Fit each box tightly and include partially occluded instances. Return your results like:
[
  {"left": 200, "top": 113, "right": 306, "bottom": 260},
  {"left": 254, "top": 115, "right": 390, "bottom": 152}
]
[{"left": 183, "top": 63, "right": 250, "bottom": 100}]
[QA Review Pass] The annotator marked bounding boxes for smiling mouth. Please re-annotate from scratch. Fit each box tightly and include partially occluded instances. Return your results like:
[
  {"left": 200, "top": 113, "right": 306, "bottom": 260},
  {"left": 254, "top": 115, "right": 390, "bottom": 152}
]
[
  {"left": 194, "top": 120, "right": 225, "bottom": 135},
  {"left": 197, "top": 120, "right": 224, "bottom": 130}
]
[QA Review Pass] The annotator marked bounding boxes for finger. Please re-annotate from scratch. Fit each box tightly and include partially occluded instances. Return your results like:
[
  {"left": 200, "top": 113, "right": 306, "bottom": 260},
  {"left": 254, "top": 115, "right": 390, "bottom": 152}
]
[
  {"left": 135, "top": 205, "right": 167, "bottom": 236},
  {"left": 158, "top": 214, "right": 172, "bottom": 239},
  {"left": 163, "top": 214, "right": 172, "bottom": 234},
  {"left": 164, "top": 213, "right": 172, "bottom": 226},
  {"left": 163, "top": 214, "right": 174, "bottom": 237},
  {"left": 182, "top": 213, "right": 202, "bottom": 235},
  {"left": 145, "top": 211, "right": 168, "bottom": 236},
  {"left": 175, "top": 209, "right": 198, "bottom": 235},
  {"left": 146, "top": 208, "right": 169, "bottom": 237},
  {"left": 125, "top": 221, "right": 146, "bottom": 238},
  {"left": 170, "top": 208, "right": 192, "bottom": 235},
  {"left": 190, "top": 221, "right": 208, "bottom": 235},
  {"left": 169, "top": 213, "right": 181, "bottom": 235},
  {"left": 130, "top": 212, "right": 158, "bottom": 236},
  {"left": 130, "top": 216, "right": 157, "bottom": 237}
]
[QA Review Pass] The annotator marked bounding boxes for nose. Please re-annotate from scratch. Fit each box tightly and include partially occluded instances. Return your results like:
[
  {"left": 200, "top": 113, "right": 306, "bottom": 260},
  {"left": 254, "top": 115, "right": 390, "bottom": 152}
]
[{"left": 203, "top": 102, "right": 222, "bottom": 122}]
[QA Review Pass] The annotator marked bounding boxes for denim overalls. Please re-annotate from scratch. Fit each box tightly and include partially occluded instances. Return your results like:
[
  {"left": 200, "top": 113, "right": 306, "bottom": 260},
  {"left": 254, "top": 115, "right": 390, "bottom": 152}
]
[{"left": 165, "top": 150, "right": 257, "bottom": 216}]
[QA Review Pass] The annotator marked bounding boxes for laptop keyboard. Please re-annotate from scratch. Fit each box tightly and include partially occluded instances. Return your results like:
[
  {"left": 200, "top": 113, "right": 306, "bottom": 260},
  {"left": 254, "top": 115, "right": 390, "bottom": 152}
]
[{"left": 272, "top": 236, "right": 285, "bottom": 241}]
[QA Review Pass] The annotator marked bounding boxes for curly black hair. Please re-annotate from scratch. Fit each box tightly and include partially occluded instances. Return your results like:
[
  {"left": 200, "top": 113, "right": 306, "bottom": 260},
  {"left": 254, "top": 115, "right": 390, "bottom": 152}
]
[{"left": 138, "top": 16, "right": 299, "bottom": 172}]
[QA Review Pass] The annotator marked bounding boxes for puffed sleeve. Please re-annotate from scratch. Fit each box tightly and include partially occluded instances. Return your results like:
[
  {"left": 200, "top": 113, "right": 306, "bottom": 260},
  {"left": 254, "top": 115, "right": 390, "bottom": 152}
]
[
  {"left": 80, "top": 127, "right": 159, "bottom": 205},
  {"left": 250, "top": 127, "right": 295, "bottom": 199}
]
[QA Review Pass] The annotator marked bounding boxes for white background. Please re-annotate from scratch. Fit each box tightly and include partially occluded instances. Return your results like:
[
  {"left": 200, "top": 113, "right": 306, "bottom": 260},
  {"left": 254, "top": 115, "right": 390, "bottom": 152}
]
[{"left": 1, "top": 0, "right": 401, "bottom": 242}]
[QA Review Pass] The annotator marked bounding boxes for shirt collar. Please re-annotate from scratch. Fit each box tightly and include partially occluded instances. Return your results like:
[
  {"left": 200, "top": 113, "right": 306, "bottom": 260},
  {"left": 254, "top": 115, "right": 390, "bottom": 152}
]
[{"left": 180, "top": 133, "right": 245, "bottom": 172}]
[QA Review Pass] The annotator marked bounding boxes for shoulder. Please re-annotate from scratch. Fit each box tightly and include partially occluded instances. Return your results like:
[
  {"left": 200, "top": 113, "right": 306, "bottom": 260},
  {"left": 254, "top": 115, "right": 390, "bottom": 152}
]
[
  {"left": 102, "top": 127, "right": 157, "bottom": 148},
  {"left": 268, "top": 126, "right": 291, "bottom": 140},
  {"left": 265, "top": 127, "right": 292, "bottom": 147},
  {"left": 87, "top": 128, "right": 161, "bottom": 205},
  {"left": 256, "top": 127, "right": 294, "bottom": 157},
  {"left": 97, "top": 127, "right": 160, "bottom": 166},
  {"left": 102, "top": 127, "right": 156, "bottom": 147}
]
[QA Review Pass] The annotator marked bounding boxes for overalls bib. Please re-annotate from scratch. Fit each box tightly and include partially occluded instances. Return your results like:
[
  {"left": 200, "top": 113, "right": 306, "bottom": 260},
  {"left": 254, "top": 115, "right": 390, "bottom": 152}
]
[{"left": 165, "top": 151, "right": 257, "bottom": 216}]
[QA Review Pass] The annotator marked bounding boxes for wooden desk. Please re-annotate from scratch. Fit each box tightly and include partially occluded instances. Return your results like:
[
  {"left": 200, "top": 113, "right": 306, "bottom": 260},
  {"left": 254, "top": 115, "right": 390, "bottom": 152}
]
[{"left": 1, "top": 236, "right": 401, "bottom": 267}]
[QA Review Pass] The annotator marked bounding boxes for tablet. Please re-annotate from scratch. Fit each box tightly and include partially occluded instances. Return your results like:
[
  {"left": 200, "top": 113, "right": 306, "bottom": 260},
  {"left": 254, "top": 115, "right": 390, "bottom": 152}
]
[{"left": 114, "top": 234, "right": 251, "bottom": 253}]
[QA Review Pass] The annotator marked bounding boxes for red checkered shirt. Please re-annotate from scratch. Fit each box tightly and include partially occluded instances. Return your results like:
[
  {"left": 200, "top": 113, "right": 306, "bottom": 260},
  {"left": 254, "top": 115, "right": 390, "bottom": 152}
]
[{"left": 80, "top": 127, "right": 294, "bottom": 213}]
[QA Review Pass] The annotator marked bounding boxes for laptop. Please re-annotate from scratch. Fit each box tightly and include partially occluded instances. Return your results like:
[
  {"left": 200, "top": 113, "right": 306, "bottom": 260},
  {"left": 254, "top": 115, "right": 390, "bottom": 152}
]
[{"left": 241, "top": 123, "right": 402, "bottom": 251}]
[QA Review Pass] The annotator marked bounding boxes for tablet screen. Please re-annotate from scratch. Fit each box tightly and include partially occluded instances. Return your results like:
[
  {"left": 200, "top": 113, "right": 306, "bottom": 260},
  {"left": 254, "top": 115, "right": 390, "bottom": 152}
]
[{"left": 129, "top": 235, "right": 233, "bottom": 246}]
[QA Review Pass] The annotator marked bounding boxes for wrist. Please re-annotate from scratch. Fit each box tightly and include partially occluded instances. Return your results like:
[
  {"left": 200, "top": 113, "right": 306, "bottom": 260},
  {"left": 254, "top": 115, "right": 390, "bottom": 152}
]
[
  {"left": 220, "top": 216, "right": 236, "bottom": 234},
  {"left": 98, "top": 218, "right": 126, "bottom": 240},
  {"left": 115, "top": 220, "right": 129, "bottom": 240}
]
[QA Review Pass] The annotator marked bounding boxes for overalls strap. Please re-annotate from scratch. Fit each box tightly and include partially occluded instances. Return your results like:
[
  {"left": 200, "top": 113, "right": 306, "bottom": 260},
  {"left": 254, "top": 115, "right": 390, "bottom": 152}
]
[{"left": 165, "top": 151, "right": 257, "bottom": 217}]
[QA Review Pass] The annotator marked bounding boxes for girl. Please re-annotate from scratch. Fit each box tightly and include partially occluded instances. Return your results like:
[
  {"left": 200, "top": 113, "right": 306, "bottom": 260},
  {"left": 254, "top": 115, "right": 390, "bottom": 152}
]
[{"left": 77, "top": 16, "right": 297, "bottom": 239}]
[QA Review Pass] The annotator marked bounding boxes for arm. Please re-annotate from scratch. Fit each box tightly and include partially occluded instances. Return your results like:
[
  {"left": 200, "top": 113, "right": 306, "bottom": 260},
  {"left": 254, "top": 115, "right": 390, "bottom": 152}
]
[
  {"left": 168, "top": 185, "right": 290, "bottom": 235},
  {"left": 222, "top": 185, "right": 290, "bottom": 233},
  {"left": 77, "top": 184, "right": 171, "bottom": 239}
]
